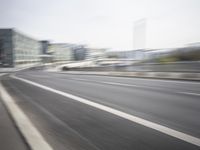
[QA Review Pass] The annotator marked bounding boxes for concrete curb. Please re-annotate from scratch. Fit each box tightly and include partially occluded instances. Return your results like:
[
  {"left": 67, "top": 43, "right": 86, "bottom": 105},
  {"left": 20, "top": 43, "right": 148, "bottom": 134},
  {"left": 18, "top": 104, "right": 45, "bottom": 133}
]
[
  {"left": 59, "top": 71, "right": 200, "bottom": 81},
  {"left": 0, "top": 82, "right": 53, "bottom": 150}
]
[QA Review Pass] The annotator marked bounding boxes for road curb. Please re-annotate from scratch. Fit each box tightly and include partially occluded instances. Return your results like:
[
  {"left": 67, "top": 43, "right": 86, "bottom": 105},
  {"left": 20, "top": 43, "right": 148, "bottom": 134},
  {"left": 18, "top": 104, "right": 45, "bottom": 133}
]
[{"left": 0, "top": 82, "right": 53, "bottom": 150}]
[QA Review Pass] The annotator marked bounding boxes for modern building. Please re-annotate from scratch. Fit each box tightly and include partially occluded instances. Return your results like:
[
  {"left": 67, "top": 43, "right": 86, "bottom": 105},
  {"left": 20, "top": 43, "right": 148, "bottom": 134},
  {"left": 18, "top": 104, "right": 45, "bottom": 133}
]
[
  {"left": 0, "top": 28, "right": 108, "bottom": 67},
  {"left": 86, "top": 48, "right": 106, "bottom": 60},
  {"left": 48, "top": 43, "right": 74, "bottom": 62},
  {"left": 40, "top": 40, "right": 50, "bottom": 54},
  {"left": 39, "top": 40, "right": 54, "bottom": 64},
  {"left": 133, "top": 18, "right": 147, "bottom": 50},
  {"left": 106, "top": 49, "right": 145, "bottom": 60},
  {"left": 0, "top": 28, "right": 41, "bottom": 67},
  {"left": 72, "top": 45, "right": 88, "bottom": 61}
]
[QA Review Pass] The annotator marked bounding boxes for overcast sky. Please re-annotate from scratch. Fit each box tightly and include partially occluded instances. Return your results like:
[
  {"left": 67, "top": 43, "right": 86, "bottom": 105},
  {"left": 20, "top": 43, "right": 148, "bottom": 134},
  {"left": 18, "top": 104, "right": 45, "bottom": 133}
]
[{"left": 0, "top": 0, "right": 200, "bottom": 50}]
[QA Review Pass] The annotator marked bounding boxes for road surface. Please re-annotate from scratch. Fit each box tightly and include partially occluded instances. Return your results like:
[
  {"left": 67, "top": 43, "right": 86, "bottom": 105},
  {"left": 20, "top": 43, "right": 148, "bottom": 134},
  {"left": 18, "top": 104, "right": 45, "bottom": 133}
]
[{"left": 1, "top": 70, "right": 200, "bottom": 150}]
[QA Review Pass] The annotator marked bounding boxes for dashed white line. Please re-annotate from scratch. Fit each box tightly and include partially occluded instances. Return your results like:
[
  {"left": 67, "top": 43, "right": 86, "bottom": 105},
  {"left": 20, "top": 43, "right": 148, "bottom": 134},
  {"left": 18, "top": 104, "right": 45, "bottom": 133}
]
[
  {"left": 71, "top": 78, "right": 146, "bottom": 88},
  {"left": 101, "top": 81, "right": 140, "bottom": 87},
  {"left": 11, "top": 75, "right": 200, "bottom": 147}
]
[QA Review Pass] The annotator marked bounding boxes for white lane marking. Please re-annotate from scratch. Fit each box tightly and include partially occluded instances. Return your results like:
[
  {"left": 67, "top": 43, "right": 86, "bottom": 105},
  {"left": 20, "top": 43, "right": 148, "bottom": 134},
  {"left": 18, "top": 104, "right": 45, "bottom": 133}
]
[
  {"left": 105, "top": 75, "right": 200, "bottom": 84},
  {"left": 0, "top": 83, "right": 53, "bottom": 150},
  {"left": 24, "top": 74, "right": 49, "bottom": 79},
  {"left": 72, "top": 78, "right": 91, "bottom": 82},
  {"left": 10, "top": 84, "right": 101, "bottom": 150},
  {"left": 102, "top": 81, "right": 200, "bottom": 96},
  {"left": 71, "top": 78, "right": 146, "bottom": 88},
  {"left": 102, "top": 81, "right": 142, "bottom": 87},
  {"left": 12, "top": 75, "right": 200, "bottom": 147},
  {"left": 178, "top": 92, "right": 200, "bottom": 96},
  {"left": 72, "top": 78, "right": 200, "bottom": 97}
]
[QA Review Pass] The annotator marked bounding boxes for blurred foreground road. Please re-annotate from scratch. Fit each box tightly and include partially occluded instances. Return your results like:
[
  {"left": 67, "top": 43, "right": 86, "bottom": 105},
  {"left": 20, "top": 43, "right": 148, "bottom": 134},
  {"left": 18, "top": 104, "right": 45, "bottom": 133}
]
[{"left": 1, "top": 70, "right": 200, "bottom": 150}]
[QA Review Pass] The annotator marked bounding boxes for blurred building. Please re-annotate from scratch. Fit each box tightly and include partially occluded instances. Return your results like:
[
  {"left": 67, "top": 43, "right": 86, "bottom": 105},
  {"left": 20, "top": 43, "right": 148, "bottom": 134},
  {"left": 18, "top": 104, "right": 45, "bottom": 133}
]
[
  {"left": 39, "top": 40, "right": 53, "bottom": 63},
  {"left": 106, "top": 50, "right": 145, "bottom": 60},
  {"left": 0, "top": 28, "right": 112, "bottom": 67},
  {"left": 48, "top": 43, "right": 74, "bottom": 62},
  {"left": 144, "top": 44, "right": 200, "bottom": 62},
  {"left": 186, "top": 42, "right": 200, "bottom": 47},
  {"left": 72, "top": 45, "right": 88, "bottom": 61},
  {"left": 87, "top": 48, "right": 106, "bottom": 60},
  {"left": 0, "top": 29, "right": 41, "bottom": 67},
  {"left": 133, "top": 19, "right": 147, "bottom": 50},
  {"left": 40, "top": 40, "right": 50, "bottom": 54}
]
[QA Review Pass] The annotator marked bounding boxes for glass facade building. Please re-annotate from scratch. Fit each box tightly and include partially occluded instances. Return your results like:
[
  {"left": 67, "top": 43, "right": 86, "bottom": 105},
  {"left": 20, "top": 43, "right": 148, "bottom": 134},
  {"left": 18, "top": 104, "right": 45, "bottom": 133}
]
[
  {"left": 72, "top": 45, "right": 88, "bottom": 61},
  {"left": 48, "top": 43, "right": 73, "bottom": 62},
  {"left": 0, "top": 28, "right": 105, "bottom": 67},
  {"left": 0, "top": 29, "right": 13, "bottom": 66},
  {"left": 0, "top": 29, "right": 41, "bottom": 67}
]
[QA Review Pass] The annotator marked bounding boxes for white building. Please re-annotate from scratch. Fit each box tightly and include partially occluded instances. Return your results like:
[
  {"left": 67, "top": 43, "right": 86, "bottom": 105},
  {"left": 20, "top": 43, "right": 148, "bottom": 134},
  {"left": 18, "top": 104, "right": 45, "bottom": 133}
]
[
  {"left": 48, "top": 43, "right": 74, "bottom": 62},
  {"left": 0, "top": 28, "right": 41, "bottom": 67},
  {"left": 87, "top": 48, "right": 106, "bottom": 60}
]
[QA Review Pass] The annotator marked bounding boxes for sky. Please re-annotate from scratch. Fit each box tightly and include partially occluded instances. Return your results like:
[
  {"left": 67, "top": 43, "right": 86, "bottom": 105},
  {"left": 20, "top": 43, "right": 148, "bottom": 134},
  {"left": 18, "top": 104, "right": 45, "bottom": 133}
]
[{"left": 0, "top": 0, "right": 200, "bottom": 50}]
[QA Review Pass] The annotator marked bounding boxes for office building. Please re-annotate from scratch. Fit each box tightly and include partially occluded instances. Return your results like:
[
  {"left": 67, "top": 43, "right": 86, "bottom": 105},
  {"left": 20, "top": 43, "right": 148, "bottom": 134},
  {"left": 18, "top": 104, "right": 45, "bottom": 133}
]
[
  {"left": 40, "top": 40, "right": 50, "bottom": 54},
  {"left": 72, "top": 45, "right": 88, "bottom": 61},
  {"left": 87, "top": 48, "right": 106, "bottom": 60},
  {"left": 133, "top": 18, "right": 147, "bottom": 50},
  {"left": 0, "top": 29, "right": 41, "bottom": 67},
  {"left": 48, "top": 43, "right": 74, "bottom": 62}
]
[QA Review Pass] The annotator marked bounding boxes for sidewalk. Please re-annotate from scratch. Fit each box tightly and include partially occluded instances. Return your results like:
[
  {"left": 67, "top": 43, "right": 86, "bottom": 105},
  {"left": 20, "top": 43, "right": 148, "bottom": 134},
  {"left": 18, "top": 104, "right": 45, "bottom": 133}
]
[{"left": 0, "top": 98, "right": 29, "bottom": 150}]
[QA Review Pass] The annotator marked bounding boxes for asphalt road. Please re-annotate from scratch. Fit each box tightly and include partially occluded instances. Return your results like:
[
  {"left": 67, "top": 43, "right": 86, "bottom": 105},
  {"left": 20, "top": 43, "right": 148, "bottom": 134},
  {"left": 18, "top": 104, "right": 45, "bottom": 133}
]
[
  {"left": 0, "top": 97, "right": 29, "bottom": 150},
  {"left": 1, "top": 70, "right": 200, "bottom": 150},
  {"left": 0, "top": 73, "right": 29, "bottom": 150}
]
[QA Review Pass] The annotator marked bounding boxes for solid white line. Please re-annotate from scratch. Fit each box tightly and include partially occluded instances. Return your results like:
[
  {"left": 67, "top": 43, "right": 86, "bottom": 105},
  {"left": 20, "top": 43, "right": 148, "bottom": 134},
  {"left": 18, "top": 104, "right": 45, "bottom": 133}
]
[
  {"left": 12, "top": 75, "right": 200, "bottom": 147},
  {"left": 178, "top": 92, "right": 200, "bottom": 96},
  {"left": 0, "top": 83, "right": 53, "bottom": 150}
]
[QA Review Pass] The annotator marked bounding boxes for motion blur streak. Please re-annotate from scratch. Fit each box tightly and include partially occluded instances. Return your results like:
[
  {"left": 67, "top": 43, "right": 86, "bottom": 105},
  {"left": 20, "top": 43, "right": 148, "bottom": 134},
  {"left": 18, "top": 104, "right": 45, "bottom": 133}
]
[{"left": 1, "top": 71, "right": 199, "bottom": 150}]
